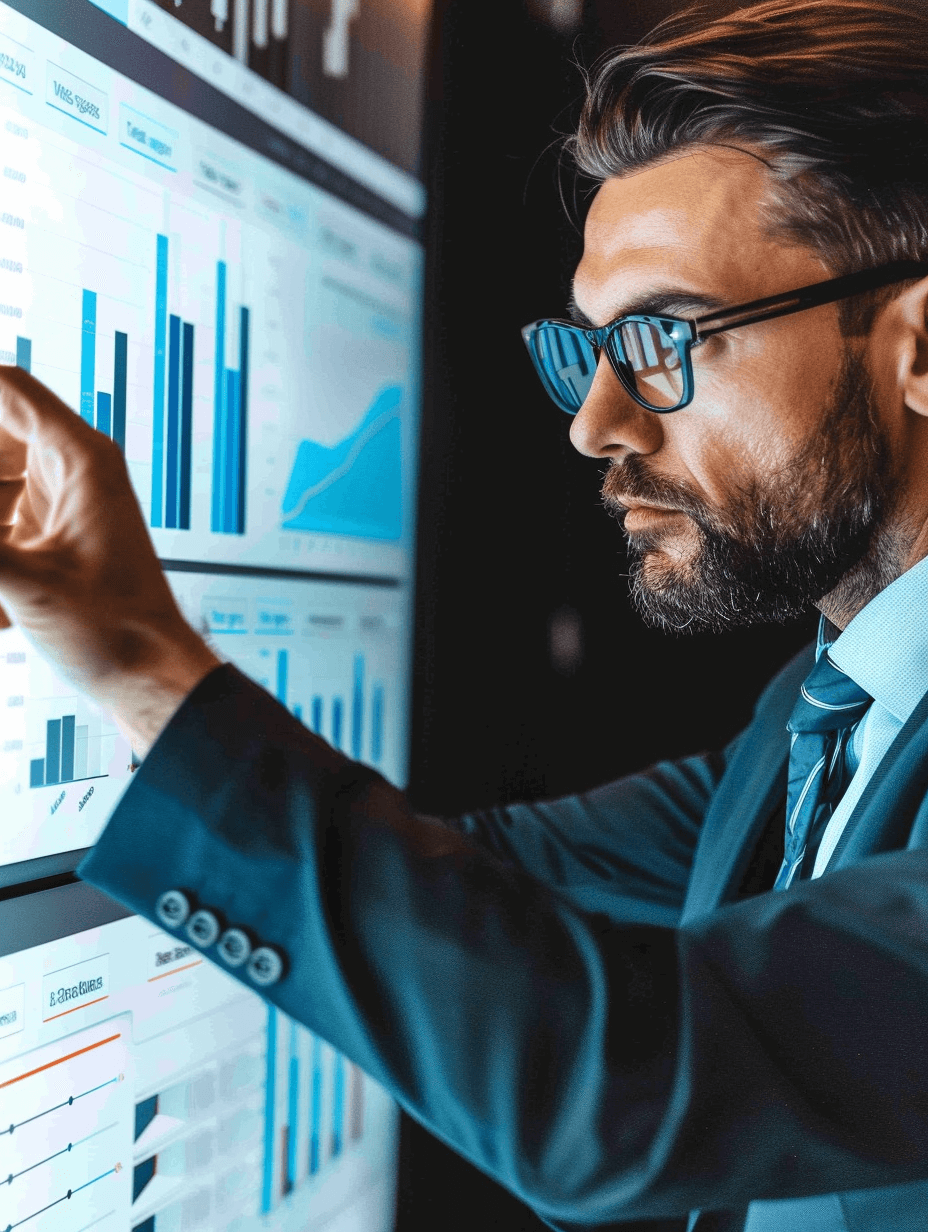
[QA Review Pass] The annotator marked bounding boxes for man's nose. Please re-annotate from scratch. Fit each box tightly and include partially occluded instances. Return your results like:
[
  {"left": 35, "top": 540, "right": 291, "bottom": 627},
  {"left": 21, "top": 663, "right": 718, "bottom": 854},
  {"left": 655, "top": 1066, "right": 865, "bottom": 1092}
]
[{"left": 568, "top": 355, "right": 664, "bottom": 459}]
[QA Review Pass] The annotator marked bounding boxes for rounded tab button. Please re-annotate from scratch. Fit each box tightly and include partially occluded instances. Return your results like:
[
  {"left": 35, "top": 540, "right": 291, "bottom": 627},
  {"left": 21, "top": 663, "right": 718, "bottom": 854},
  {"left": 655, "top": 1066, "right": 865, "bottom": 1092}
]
[
  {"left": 155, "top": 890, "right": 191, "bottom": 929},
  {"left": 185, "top": 909, "right": 221, "bottom": 948},
  {"left": 246, "top": 946, "right": 284, "bottom": 987},
  {"left": 217, "top": 928, "right": 251, "bottom": 968}
]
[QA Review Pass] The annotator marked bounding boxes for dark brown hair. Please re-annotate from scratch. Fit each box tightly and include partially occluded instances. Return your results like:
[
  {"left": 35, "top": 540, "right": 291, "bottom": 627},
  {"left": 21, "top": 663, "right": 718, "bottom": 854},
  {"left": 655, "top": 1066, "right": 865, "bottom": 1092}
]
[{"left": 570, "top": 0, "right": 928, "bottom": 326}]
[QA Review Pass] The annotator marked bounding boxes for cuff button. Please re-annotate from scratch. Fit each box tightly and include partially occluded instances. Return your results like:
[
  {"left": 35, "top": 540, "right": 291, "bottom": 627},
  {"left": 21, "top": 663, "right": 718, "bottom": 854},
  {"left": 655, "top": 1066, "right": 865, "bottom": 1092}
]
[
  {"left": 156, "top": 890, "right": 191, "bottom": 929},
  {"left": 217, "top": 928, "right": 252, "bottom": 968},
  {"left": 185, "top": 909, "right": 221, "bottom": 949},
  {"left": 246, "top": 946, "right": 284, "bottom": 987}
]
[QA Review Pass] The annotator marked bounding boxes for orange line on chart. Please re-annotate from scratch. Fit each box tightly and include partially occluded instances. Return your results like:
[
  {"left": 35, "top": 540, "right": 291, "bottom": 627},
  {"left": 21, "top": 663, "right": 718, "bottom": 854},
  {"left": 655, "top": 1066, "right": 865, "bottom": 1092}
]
[
  {"left": 43, "top": 995, "right": 109, "bottom": 1023},
  {"left": 147, "top": 960, "right": 203, "bottom": 982},
  {"left": 0, "top": 1031, "right": 121, "bottom": 1090}
]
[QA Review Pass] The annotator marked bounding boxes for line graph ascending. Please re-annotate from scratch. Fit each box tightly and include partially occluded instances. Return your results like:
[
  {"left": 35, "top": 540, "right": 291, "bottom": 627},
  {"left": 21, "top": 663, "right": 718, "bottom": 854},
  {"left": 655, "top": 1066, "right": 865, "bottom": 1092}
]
[
  {"left": 280, "top": 385, "right": 403, "bottom": 540},
  {"left": 0, "top": 1022, "right": 132, "bottom": 1232}
]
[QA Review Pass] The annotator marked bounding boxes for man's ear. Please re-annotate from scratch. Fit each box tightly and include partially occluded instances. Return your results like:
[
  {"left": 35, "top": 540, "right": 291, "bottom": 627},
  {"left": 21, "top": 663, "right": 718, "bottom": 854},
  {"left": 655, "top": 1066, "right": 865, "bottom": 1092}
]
[{"left": 890, "top": 274, "right": 928, "bottom": 418}]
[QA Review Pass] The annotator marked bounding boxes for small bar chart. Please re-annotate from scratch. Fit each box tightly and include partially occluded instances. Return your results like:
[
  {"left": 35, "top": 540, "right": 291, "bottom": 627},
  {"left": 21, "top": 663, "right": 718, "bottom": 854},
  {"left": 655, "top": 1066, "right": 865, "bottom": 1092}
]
[
  {"left": 29, "top": 712, "right": 104, "bottom": 790},
  {"left": 212, "top": 260, "right": 251, "bottom": 537},
  {"left": 262, "top": 1008, "right": 368, "bottom": 1211},
  {"left": 80, "top": 289, "right": 128, "bottom": 452},
  {"left": 150, "top": 234, "right": 195, "bottom": 531}
]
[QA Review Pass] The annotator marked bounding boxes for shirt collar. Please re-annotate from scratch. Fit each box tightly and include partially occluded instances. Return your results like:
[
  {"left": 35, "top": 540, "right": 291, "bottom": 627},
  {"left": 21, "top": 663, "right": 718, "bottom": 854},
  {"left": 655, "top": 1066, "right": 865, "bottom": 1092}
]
[{"left": 825, "top": 554, "right": 928, "bottom": 724}]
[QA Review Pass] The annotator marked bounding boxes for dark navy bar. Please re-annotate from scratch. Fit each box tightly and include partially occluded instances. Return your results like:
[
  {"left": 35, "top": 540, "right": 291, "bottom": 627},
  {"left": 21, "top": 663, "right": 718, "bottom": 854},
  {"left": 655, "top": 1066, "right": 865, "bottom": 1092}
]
[
  {"left": 45, "top": 719, "right": 61, "bottom": 786},
  {"left": 237, "top": 306, "right": 250, "bottom": 536},
  {"left": 180, "top": 321, "right": 194, "bottom": 530},
  {"left": 113, "top": 330, "right": 127, "bottom": 452},
  {"left": 60, "top": 715, "right": 76, "bottom": 783}
]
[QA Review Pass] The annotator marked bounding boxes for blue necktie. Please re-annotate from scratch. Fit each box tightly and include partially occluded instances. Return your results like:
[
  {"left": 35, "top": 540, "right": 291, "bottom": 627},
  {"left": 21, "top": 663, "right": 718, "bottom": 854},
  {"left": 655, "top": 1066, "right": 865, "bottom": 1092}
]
[{"left": 774, "top": 652, "right": 872, "bottom": 890}]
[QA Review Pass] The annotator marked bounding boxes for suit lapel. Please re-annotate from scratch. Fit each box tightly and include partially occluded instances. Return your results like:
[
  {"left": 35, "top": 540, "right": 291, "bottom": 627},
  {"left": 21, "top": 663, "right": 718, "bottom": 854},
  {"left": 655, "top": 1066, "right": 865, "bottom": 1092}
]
[
  {"left": 827, "top": 687, "right": 928, "bottom": 868},
  {"left": 681, "top": 646, "right": 814, "bottom": 924}
]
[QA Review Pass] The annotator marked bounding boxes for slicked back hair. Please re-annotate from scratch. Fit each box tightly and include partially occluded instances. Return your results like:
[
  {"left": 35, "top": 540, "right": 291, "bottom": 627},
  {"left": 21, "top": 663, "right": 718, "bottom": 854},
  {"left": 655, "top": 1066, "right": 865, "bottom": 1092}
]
[{"left": 569, "top": 0, "right": 928, "bottom": 330}]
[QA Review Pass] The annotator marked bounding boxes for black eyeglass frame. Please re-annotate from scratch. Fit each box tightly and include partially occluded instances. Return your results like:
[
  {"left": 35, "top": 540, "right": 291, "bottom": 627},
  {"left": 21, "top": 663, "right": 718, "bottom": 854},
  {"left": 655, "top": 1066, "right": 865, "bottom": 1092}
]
[{"left": 522, "top": 259, "right": 928, "bottom": 415}]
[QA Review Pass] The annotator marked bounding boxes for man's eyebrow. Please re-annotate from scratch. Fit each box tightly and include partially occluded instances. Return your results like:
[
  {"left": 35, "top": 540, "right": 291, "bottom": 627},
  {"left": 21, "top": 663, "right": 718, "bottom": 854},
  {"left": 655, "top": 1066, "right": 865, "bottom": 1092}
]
[{"left": 567, "top": 285, "right": 726, "bottom": 327}]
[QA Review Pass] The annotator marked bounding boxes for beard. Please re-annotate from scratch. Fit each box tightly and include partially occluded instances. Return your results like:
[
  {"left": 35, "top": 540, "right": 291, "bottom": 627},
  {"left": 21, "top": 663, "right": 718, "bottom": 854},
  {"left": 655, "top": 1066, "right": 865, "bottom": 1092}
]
[{"left": 602, "top": 349, "right": 908, "bottom": 634}]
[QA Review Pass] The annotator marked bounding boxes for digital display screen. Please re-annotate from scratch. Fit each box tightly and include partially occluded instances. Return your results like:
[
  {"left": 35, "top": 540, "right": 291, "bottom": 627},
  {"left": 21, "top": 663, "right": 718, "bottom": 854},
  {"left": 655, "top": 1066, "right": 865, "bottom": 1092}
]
[
  {"left": 0, "top": 904, "right": 399, "bottom": 1232},
  {"left": 0, "top": 0, "right": 423, "bottom": 870},
  {"left": 0, "top": 2, "right": 424, "bottom": 1227}
]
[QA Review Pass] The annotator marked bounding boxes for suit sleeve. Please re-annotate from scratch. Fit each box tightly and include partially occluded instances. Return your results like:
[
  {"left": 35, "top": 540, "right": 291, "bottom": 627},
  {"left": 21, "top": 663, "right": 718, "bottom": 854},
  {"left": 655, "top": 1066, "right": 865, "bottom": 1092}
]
[
  {"left": 78, "top": 664, "right": 928, "bottom": 1225},
  {"left": 443, "top": 748, "right": 729, "bottom": 927}
]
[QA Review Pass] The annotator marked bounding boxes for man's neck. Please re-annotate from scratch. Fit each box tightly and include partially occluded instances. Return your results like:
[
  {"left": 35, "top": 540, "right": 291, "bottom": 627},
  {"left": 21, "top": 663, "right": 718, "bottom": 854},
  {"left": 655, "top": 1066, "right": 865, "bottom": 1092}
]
[{"left": 817, "top": 519, "right": 920, "bottom": 630}]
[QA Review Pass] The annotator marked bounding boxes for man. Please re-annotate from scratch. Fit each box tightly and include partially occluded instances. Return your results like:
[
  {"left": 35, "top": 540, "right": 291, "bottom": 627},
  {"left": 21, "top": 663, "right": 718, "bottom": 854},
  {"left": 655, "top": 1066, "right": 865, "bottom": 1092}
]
[{"left": 1, "top": 1, "right": 928, "bottom": 1229}]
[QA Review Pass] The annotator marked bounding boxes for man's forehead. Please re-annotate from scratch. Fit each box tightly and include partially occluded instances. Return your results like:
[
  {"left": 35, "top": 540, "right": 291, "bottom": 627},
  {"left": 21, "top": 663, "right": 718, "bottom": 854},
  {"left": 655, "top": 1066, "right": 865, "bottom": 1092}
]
[{"left": 573, "top": 147, "right": 806, "bottom": 320}]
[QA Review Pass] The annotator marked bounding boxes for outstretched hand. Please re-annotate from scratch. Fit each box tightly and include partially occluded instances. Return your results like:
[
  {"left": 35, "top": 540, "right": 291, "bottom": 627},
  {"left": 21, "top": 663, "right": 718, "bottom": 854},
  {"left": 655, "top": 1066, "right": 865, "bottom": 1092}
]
[{"left": 0, "top": 366, "right": 221, "bottom": 756}]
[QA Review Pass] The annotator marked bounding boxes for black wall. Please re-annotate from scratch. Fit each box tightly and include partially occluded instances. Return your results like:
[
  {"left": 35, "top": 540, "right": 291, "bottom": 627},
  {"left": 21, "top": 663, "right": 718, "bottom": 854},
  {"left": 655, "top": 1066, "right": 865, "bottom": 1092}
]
[{"left": 397, "top": 2, "right": 817, "bottom": 1228}]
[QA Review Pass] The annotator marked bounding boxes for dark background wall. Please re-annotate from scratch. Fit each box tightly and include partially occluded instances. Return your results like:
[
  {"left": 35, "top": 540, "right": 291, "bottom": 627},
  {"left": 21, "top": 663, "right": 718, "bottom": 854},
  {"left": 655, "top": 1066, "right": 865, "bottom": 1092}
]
[{"left": 399, "top": 1, "right": 818, "bottom": 1227}]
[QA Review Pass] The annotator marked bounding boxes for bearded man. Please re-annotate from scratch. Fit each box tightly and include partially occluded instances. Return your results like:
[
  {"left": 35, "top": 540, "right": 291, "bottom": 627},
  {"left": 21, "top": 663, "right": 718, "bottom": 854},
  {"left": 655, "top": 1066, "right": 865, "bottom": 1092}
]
[{"left": 2, "top": 2, "right": 928, "bottom": 1230}]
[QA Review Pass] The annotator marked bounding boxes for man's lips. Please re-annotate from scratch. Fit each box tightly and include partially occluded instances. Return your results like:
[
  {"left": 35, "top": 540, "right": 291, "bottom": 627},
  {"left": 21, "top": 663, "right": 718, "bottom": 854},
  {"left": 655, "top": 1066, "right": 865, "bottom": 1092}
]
[{"left": 620, "top": 502, "right": 686, "bottom": 531}]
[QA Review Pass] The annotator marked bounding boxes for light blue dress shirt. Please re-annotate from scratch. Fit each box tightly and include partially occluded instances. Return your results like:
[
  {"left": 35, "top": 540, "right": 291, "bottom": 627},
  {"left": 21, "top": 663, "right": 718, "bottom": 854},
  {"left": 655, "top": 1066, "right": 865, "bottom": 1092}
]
[{"left": 811, "top": 552, "right": 928, "bottom": 877}]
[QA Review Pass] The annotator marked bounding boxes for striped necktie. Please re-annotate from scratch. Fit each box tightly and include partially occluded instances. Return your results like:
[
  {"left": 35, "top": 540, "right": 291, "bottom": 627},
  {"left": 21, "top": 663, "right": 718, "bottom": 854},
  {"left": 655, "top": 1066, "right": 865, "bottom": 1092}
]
[{"left": 774, "top": 652, "right": 872, "bottom": 891}]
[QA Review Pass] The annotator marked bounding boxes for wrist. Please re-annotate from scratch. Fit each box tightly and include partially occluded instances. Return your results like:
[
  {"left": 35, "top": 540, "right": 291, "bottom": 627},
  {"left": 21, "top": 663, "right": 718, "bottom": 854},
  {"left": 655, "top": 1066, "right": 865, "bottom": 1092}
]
[{"left": 94, "top": 626, "right": 222, "bottom": 757}]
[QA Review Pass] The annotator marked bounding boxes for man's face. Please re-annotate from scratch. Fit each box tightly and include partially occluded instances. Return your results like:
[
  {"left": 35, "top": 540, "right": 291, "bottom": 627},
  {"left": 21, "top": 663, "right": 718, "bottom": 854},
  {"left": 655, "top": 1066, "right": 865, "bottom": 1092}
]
[{"left": 569, "top": 148, "right": 900, "bottom": 632}]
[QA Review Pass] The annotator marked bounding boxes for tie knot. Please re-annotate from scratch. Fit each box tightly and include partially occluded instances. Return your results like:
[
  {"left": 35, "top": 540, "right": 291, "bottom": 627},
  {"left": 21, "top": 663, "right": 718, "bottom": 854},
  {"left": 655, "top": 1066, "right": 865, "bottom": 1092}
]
[{"left": 787, "top": 653, "right": 872, "bottom": 735}]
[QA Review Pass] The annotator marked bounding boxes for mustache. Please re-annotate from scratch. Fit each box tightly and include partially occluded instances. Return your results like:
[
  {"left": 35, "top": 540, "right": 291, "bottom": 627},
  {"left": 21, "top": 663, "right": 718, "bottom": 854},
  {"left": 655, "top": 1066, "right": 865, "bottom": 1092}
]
[{"left": 601, "top": 456, "right": 715, "bottom": 529}]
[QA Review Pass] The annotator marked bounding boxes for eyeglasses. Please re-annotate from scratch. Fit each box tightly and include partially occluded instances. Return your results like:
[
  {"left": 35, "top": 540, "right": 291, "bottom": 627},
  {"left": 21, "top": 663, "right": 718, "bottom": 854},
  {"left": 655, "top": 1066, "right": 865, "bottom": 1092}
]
[{"left": 522, "top": 259, "right": 928, "bottom": 415}]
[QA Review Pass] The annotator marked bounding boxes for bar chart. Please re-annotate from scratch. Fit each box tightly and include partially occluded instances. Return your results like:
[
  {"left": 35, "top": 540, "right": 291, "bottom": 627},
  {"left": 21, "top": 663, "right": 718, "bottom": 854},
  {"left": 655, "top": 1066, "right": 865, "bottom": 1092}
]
[
  {"left": 29, "top": 712, "right": 104, "bottom": 790},
  {"left": 211, "top": 261, "right": 250, "bottom": 537},
  {"left": 263, "top": 1007, "right": 369, "bottom": 1214},
  {"left": 272, "top": 647, "right": 386, "bottom": 765},
  {"left": 0, "top": 626, "right": 134, "bottom": 866},
  {"left": 150, "top": 234, "right": 195, "bottom": 531},
  {"left": 80, "top": 288, "right": 129, "bottom": 452},
  {"left": 0, "top": 71, "right": 420, "bottom": 578},
  {"left": 168, "top": 568, "right": 408, "bottom": 783}
]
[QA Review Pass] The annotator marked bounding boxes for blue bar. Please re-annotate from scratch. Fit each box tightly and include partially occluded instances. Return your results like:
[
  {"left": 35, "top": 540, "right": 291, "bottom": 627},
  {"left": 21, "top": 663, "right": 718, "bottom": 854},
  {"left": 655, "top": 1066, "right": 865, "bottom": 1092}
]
[
  {"left": 293, "top": 704, "right": 303, "bottom": 722},
  {"left": 112, "top": 331, "right": 127, "bottom": 452},
  {"left": 80, "top": 290, "right": 97, "bottom": 424},
  {"left": 351, "top": 656, "right": 364, "bottom": 759},
  {"left": 15, "top": 336, "right": 30, "bottom": 371},
  {"left": 310, "top": 1035, "right": 322, "bottom": 1174},
  {"left": 276, "top": 649, "right": 288, "bottom": 705},
  {"left": 286, "top": 1022, "right": 299, "bottom": 1192},
  {"left": 45, "top": 719, "right": 62, "bottom": 786},
  {"left": 371, "top": 684, "right": 384, "bottom": 763},
  {"left": 224, "top": 368, "right": 239, "bottom": 533},
  {"left": 332, "top": 1054, "right": 345, "bottom": 1158},
  {"left": 311, "top": 696, "right": 323, "bottom": 734},
  {"left": 165, "top": 314, "right": 181, "bottom": 529},
  {"left": 179, "top": 322, "right": 194, "bottom": 529},
  {"left": 95, "top": 391, "right": 111, "bottom": 437},
  {"left": 236, "top": 306, "right": 249, "bottom": 534},
  {"left": 261, "top": 1006, "right": 277, "bottom": 1215},
  {"left": 151, "top": 234, "right": 168, "bottom": 527},
  {"left": 60, "top": 715, "right": 76, "bottom": 782},
  {"left": 332, "top": 697, "right": 344, "bottom": 750},
  {"left": 212, "top": 260, "right": 227, "bottom": 533},
  {"left": 29, "top": 758, "right": 44, "bottom": 788}
]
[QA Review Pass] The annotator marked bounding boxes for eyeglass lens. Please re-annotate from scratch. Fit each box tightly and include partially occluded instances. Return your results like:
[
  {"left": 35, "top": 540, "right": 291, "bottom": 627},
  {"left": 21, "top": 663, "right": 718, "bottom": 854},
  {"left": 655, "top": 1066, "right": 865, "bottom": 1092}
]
[
  {"left": 528, "top": 320, "right": 685, "bottom": 413},
  {"left": 615, "top": 321, "right": 684, "bottom": 410}
]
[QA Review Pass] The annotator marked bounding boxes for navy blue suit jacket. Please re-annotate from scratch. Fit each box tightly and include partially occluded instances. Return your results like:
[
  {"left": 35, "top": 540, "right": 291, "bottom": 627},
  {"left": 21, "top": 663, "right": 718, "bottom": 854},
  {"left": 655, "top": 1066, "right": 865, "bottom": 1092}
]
[{"left": 79, "top": 646, "right": 928, "bottom": 1231}]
